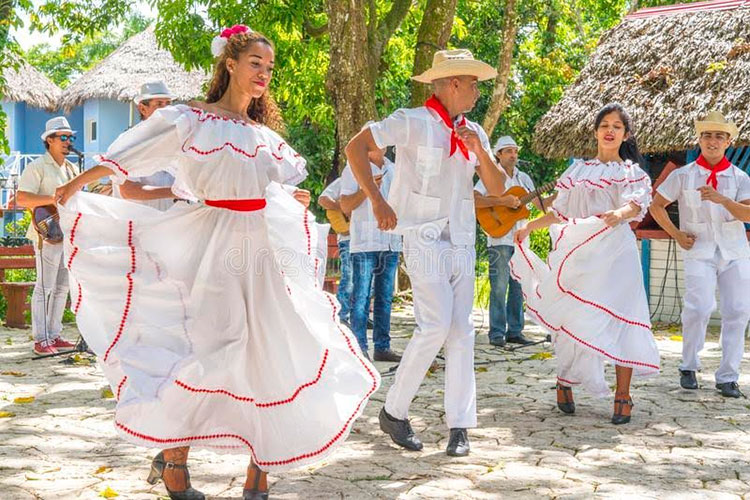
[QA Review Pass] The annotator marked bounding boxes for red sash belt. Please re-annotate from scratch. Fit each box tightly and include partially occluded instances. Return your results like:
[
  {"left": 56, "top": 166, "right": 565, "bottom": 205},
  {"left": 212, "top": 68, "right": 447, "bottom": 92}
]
[{"left": 204, "top": 198, "right": 267, "bottom": 211}]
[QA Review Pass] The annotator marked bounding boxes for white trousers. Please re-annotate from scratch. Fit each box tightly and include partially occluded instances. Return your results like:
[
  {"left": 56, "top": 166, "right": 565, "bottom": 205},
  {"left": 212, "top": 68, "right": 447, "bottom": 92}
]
[
  {"left": 31, "top": 241, "right": 69, "bottom": 343},
  {"left": 681, "top": 252, "right": 750, "bottom": 383},
  {"left": 385, "top": 233, "right": 477, "bottom": 429}
]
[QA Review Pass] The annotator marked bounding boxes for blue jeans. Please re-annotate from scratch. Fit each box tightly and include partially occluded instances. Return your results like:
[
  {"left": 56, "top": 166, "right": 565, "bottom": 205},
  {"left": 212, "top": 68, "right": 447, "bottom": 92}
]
[
  {"left": 488, "top": 245, "right": 524, "bottom": 341},
  {"left": 337, "top": 240, "right": 354, "bottom": 322},
  {"left": 351, "top": 250, "right": 399, "bottom": 352}
]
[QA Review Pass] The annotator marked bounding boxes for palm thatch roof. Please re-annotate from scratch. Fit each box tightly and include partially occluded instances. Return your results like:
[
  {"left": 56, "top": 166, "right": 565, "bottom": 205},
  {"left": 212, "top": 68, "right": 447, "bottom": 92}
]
[
  {"left": 533, "top": 3, "right": 750, "bottom": 160},
  {"left": 59, "top": 27, "right": 208, "bottom": 112},
  {"left": 1, "top": 59, "right": 62, "bottom": 112}
]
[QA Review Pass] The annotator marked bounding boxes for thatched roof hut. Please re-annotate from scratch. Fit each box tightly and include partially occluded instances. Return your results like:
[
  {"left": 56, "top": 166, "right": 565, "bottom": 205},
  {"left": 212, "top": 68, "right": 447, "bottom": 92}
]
[
  {"left": 59, "top": 27, "right": 208, "bottom": 112},
  {"left": 533, "top": 1, "right": 750, "bottom": 160},
  {"left": 2, "top": 60, "right": 61, "bottom": 112}
]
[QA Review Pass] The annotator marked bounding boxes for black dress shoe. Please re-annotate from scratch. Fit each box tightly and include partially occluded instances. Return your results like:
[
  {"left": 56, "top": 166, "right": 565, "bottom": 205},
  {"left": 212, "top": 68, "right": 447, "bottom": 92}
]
[
  {"left": 373, "top": 349, "right": 402, "bottom": 362},
  {"left": 506, "top": 334, "right": 534, "bottom": 345},
  {"left": 378, "top": 407, "right": 423, "bottom": 451},
  {"left": 716, "top": 382, "right": 742, "bottom": 398},
  {"left": 446, "top": 428, "right": 470, "bottom": 457},
  {"left": 489, "top": 336, "right": 506, "bottom": 347},
  {"left": 611, "top": 397, "right": 634, "bottom": 425},
  {"left": 679, "top": 369, "right": 698, "bottom": 389}
]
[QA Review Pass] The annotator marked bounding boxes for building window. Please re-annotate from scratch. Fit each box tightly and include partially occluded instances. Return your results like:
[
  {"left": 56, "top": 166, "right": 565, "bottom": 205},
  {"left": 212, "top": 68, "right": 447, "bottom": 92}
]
[{"left": 87, "top": 120, "right": 97, "bottom": 142}]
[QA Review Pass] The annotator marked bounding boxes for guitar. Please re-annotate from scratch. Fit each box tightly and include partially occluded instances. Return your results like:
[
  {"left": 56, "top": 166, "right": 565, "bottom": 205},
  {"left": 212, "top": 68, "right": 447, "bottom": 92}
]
[
  {"left": 326, "top": 209, "right": 350, "bottom": 235},
  {"left": 32, "top": 205, "right": 64, "bottom": 244},
  {"left": 476, "top": 181, "right": 557, "bottom": 238}
]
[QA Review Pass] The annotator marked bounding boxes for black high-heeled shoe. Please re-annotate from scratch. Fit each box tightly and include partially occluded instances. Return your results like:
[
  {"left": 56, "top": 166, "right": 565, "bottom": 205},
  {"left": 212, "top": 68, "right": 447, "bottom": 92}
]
[
  {"left": 146, "top": 451, "right": 205, "bottom": 500},
  {"left": 556, "top": 383, "right": 575, "bottom": 414},
  {"left": 611, "top": 397, "right": 634, "bottom": 425},
  {"left": 243, "top": 462, "right": 269, "bottom": 500}
]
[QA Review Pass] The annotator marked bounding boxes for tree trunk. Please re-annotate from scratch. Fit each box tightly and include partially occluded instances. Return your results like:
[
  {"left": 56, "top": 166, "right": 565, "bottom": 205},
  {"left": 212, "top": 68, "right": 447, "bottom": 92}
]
[
  {"left": 481, "top": 0, "right": 519, "bottom": 136},
  {"left": 410, "top": 0, "right": 458, "bottom": 106},
  {"left": 326, "top": 0, "right": 411, "bottom": 172}
]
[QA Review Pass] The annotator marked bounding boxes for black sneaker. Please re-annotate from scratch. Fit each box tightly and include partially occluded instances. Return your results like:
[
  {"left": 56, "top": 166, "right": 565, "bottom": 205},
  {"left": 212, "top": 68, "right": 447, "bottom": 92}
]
[
  {"left": 716, "top": 382, "right": 742, "bottom": 398},
  {"left": 446, "top": 428, "right": 470, "bottom": 457},
  {"left": 373, "top": 349, "right": 402, "bottom": 362},
  {"left": 489, "top": 336, "right": 506, "bottom": 347},
  {"left": 378, "top": 407, "right": 423, "bottom": 451},
  {"left": 679, "top": 369, "right": 698, "bottom": 390},
  {"left": 506, "top": 334, "right": 534, "bottom": 345}
]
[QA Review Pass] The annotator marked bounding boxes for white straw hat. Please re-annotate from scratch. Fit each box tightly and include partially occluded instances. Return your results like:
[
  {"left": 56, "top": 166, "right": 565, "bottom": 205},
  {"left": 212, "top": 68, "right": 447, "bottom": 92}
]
[
  {"left": 412, "top": 49, "right": 497, "bottom": 84},
  {"left": 694, "top": 110, "right": 738, "bottom": 139},
  {"left": 40, "top": 116, "right": 75, "bottom": 141},
  {"left": 134, "top": 81, "right": 174, "bottom": 104},
  {"left": 493, "top": 136, "right": 520, "bottom": 154}
]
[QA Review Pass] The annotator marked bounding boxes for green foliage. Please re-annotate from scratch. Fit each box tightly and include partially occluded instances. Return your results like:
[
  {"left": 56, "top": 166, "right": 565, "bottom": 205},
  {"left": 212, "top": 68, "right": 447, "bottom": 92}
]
[
  {"left": 25, "top": 14, "right": 150, "bottom": 88},
  {"left": 5, "top": 210, "right": 30, "bottom": 238}
]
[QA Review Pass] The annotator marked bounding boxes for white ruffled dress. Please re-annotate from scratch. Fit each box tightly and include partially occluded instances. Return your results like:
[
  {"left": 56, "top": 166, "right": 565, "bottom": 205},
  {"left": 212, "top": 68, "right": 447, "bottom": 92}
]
[
  {"left": 59, "top": 105, "right": 380, "bottom": 471},
  {"left": 510, "top": 159, "right": 660, "bottom": 397}
]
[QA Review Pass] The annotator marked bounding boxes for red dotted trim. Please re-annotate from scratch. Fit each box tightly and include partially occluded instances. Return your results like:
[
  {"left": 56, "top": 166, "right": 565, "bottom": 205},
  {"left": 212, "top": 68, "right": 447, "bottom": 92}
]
[
  {"left": 553, "top": 227, "right": 651, "bottom": 330},
  {"left": 74, "top": 283, "right": 83, "bottom": 314},
  {"left": 556, "top": 376, "right": 580, "bottom": 386},
  {"left": 509, "top": 252, "right": 659, "bottom": 371},
  {"left": 116, "top": 376, "right": 128, "bottom": 401},
  {"left": 103, "top": 221, "right": 136, "bottom": 362},
  {"left": 99, "top": 157, "right": 129, "bottom": 177},
  {"left": 189, "top": 107, "right": 262, "bottom": 129},
  {"left": 553, "top": 224, "right": 568, "bottom": 252},
  {"left": 174, "top": 349, "right": 330, "bottom": 408},
  {"left": 184, "top": 142, "right": 288, "bottom": 162},
  {"left": 113, "top": 260, "right": 378, "bottom": 468},
  {"left": 66, "top": 213, "right": 82, "bottom": 270},
  {"left": 555, "top": 174, "right": 649, "bottom": 191}
]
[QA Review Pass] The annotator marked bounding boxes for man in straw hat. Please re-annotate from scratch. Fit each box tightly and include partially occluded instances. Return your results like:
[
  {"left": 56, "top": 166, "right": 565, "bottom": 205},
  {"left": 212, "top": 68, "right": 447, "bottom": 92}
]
[
  {"left": 17, "top": 117, "right": 79, "bottom": 355},
  {"left": 345, "top": 49, "right": 506, "bottom": 456},
  {"left": 650, "top": 111, "right": 750, "bottom": 398},
  {"left": 112, "top": 81, "right": 177, "bottom": 210}
]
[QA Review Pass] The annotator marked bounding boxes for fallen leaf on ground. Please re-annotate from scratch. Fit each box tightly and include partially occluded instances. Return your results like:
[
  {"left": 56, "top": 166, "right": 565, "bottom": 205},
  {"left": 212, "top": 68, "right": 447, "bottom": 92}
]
[
  {"left": 4, "top": 337, "right": 12, "bottom": 345},
  {"left": 0, "top": 411, "right": 15, "bottom": 418},
  {"left": 670, "top": 335, "right": 683, "bottom": 341},
  {"left": 13, "top": 396, "right": 35, "bottom": 404},
  {"left": 475, "top": 366, "right": 488, "bottom": 373},
  {"left": 506, "top": 376, "right": 516, "bottom": 384},
  {"left": 25, "top": 473, "right": 39, "bottom": 481},
  {"left": 1, "top": 371, "right": 26, "bottom": 377},
  {"left": 99, "top": 486, "right": 119, "bottom": 498},
  {"left": 529, "top": 351, "right": 553, "bottom": 360},
  {"left": 94, "top": 466, "right": 112, "bottom": 474},
  {"left": 101, "top": 388, "right": 114, "bottom": 399}
]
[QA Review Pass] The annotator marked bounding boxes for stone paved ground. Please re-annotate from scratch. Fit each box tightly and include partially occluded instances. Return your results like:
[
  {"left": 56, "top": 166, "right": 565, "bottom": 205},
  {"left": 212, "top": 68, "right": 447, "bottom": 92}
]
[{"left": 1, "top": 306, "right": 749, "bottom": 499}]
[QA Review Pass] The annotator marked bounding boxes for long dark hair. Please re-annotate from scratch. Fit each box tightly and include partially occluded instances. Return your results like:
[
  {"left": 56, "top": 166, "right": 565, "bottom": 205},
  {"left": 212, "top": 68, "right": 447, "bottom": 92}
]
[
  {"left": 205, "top": 30, "right": 285, "bottom": 133},
  {"left": 594, "top": 103, "right": 644, "bottom": 166}
]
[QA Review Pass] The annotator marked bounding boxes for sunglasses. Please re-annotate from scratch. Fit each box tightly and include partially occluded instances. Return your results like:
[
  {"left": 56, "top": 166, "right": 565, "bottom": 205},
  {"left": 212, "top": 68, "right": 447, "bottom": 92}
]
[{"left": 54, "top": 134, "right": 75, "bottom": 142}]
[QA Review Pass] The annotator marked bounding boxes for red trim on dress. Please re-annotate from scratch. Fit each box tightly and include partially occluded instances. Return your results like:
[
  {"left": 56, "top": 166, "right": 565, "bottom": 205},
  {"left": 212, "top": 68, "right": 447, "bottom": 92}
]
[
  {"left": 99, "top": 157, "right": 129, "bottom": 177},
  {"left": 67, "top": 213, "right": 83, "bottom": 314},
  {"left": 555, "top": 175, "right": 649, "bottom": 191},
  {"left": 174, "top": 349, "right": 330, "bottom": 408},
  {"left": 116, "top": 376, "right": 128, "bottom": 401},
  {"left": 556, "top": 376, "right": 580, "bottom": 386},
  {"left": 103, "top": 221, "right": 136, "bottom": 362}
]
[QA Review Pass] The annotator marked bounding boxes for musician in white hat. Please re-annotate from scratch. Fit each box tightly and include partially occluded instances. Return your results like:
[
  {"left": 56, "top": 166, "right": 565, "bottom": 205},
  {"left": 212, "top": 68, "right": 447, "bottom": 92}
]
[
  {"left": 17, "top": 117, "right": 79, "bottom": 355},
  {"left": 474, "top": 136, "right": 555, "bottom": 348},
  {"left": 345, "top": 48, "right": 506, "bottom": 456},
  {"left": 112, "top": 81, "right": 177, "bottom": 211},
  {"left": 650, "top": 111, "right": 750, "bottom": 398}
]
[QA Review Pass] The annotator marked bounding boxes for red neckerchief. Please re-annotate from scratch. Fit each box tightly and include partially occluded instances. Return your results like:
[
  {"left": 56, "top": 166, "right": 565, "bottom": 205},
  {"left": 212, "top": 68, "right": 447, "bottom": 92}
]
[
  {"left": 696, "top": 154, "right": 731, "bottom": 189},
  {"left": 424, "top": 94, "right": 469, "bottom": 160}
]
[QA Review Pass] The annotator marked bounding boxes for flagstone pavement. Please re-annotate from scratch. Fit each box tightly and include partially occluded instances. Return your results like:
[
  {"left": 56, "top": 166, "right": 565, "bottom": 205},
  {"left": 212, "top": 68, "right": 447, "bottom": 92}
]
[{"left": 1, "top": 306, "right": 749, "bottom": 499}]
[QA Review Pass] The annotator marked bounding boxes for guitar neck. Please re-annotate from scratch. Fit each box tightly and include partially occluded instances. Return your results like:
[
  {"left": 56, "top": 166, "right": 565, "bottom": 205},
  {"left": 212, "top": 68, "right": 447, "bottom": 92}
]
[{"left": 519, "top": 181, "right": 557, "bottom": 205}]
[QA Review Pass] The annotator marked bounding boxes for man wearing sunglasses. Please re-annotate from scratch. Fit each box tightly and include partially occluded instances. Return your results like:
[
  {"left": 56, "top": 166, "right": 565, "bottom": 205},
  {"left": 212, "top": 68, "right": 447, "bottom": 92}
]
[{"left": 17, "top": 116, "right": 79, "bottom": 355}]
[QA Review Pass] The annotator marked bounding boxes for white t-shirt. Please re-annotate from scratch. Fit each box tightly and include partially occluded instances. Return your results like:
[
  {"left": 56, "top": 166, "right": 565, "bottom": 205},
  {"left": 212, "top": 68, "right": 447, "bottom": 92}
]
[
  {"left": 340, "top": 160, "right": 402, "bottom": 253},
  {"left": 475, "top": 167, "right": 535, "bottom": 247},
  {"left": 657, "top": 161, "right": 750, "bottom": 260},
  {"left": 369, "top": 106, "right": 492, "bottom": 246}
]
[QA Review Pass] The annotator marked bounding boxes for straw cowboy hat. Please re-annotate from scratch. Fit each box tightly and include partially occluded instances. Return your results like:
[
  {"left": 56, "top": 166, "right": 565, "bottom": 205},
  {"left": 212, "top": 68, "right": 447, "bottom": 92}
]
[
  {"left": 694, "top": 111, "right": 738, "bottom": 139},
  {"left": 134, "top": 81, "right": 174, "bottom": 104},
  {"left": 412, "top": 49, "right": 497, "bottom": 84},
  {"left": 40, "top": 116, "right": 75, "bottom": 141}
]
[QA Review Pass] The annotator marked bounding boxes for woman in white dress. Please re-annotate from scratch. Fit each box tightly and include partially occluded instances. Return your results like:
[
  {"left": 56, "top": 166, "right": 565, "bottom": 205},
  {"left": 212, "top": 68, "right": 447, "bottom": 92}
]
[
  {"left": 55, "top": 26, "right": 380, "bottom": 500},
  {"left": 511, "top": 103, "right": 660, "bottom": 425}
]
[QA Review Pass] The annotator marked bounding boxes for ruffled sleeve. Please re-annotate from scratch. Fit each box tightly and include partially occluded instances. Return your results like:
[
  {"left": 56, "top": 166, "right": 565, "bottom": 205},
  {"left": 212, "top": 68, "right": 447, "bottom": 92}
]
[
  {"left": 550, "top": 159, "right": 581, "bottom": 221},
  {"left": 617, "top": 161, "right": 652, "bottom": 222},
  {"left": 263, "top": 127, "right": 308, "bottom": 186},
  {"left": 95, "top": 105, "right": 195, "bottom": 184}
]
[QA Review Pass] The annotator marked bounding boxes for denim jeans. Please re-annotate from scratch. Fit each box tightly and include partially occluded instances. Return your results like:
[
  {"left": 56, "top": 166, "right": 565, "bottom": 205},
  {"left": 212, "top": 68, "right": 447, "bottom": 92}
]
[
  {"left": 488, "top": 245, "right": 524, "bottom": 341},
  {"left": 351, "top": 250, "right": 399, "bottom": 352},
  {"left": 337, "top": 240, "right": 354, "bottom": 323}
]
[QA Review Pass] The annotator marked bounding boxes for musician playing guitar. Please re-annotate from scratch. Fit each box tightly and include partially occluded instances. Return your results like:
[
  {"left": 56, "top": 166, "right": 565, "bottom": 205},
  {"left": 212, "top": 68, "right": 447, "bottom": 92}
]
[
  {"left": 474, "top": 136, "right": 556, "bottom": 348},
  {"left": 17, "top": 117, "right": 78, "bottom": 355}
]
